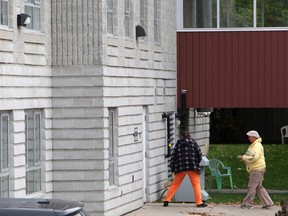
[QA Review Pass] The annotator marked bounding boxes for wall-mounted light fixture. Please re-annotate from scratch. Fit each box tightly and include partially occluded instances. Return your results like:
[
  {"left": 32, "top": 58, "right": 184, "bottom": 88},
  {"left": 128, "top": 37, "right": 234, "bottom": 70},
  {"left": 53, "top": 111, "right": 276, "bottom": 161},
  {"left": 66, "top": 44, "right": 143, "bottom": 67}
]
[
  {"left": 17, "top": 13, "right": 31, "bottom": 27},
  {"left": 136, "top": 25, "right": 146, "bottom": 40},
  {"left": 132, "top": 127, "right": 142, "bottom": 142}
]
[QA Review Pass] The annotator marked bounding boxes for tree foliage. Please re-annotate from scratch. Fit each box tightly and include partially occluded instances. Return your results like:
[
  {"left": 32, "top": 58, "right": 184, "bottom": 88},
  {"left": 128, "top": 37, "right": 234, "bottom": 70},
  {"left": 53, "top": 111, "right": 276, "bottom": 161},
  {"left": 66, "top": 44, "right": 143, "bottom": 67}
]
[
  {"left": 220, "top": 0, "right": 288, "bottom": 27},
  {"left": 256, "top": 0, "right": 288, "bottom": 27}
]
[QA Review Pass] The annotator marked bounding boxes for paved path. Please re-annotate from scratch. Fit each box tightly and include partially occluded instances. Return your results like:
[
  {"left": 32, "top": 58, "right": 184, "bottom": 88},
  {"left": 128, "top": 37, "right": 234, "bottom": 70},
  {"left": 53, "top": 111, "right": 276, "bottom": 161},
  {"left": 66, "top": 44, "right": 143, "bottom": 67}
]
[
  {"left": 209, "top": 189, "right": 288, "bottom": 194},
  {"left": 124, "top": 202, "right": 281, "bottom": 216},
  {"left": 124, "top": 189, "right": 288, "bottom": 216}
]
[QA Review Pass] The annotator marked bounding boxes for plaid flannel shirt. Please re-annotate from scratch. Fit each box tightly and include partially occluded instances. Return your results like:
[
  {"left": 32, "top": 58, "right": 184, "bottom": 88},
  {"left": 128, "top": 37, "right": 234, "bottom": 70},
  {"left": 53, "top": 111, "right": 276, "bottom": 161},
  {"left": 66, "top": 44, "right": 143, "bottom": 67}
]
[{"left": 170, "top": 138, "right": 202, "bottom": 174}]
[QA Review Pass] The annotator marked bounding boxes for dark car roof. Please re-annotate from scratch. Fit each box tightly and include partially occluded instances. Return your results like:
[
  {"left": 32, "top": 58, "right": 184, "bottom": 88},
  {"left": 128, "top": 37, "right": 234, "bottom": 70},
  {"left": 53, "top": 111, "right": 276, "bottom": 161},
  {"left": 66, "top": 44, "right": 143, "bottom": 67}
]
[{"left": 0, "top": 198, "right": 84, "bottom": 216}]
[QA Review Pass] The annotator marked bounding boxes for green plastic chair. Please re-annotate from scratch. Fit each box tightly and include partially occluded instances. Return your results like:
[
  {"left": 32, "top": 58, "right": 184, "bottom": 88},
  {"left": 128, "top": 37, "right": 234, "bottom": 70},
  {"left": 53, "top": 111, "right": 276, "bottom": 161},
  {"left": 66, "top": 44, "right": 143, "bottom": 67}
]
[{"left": 208, "top": 159, "right": 233, "bottom": 192}]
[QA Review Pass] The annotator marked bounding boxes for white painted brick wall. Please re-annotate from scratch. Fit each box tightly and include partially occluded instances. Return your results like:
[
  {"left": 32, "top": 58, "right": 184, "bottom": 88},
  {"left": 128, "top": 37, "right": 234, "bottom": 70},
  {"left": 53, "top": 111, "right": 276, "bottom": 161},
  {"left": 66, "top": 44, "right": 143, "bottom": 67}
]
[
  {"left": 12, "top": 155, "right": 25, "bottom": 168},
  {"left": 49, "top": 0, "right": 177, "bottom": 215},
  {"left": 13, "top": 178, "right": 26, "bottom": 191},
  {"left": 0, "top": 0, "right": 52, "bottom": 199},
  {"left": 185, "top": 109, "right": 211, "bottom": 155}
]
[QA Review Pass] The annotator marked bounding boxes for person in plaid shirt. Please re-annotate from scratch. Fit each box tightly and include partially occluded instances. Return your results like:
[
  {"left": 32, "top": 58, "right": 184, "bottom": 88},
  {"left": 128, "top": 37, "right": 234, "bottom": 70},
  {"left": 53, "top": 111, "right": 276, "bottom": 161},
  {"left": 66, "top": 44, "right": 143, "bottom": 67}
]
[{"left": 163, "top": 130, "right": 207, "bottom": 208}]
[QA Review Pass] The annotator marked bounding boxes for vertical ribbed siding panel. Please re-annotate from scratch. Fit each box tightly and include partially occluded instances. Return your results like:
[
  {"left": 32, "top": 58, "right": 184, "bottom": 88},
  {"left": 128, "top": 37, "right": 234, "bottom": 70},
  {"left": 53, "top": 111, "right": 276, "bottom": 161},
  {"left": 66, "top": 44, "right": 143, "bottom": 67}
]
[
  {"left": 271, "top": 32, "right": 279, "bottom": 106},
  {"left": 56, "top": 0, "right": 62, "bottom": 66},
  {"left": 225, "top": 32, "right": 233, "bottom": 107},
  {"left": 178, "top": 31, "right": 288, "bottom": 108},
  {"left": 62, "top": 0, "right": 67, "bottom": 66},
  {"left": 285, "top": 33, "right": 288, "bottom": 107},
  {"left": 82, "top": 0, "right": 88, "bottom": 65},
  {"left": 51, "top": 0, "right": 57, "bottom": 65},
  {"left": 51, "top": 0, "right": 98, "bottom": 66},
  {"left": 231, "top": 32, "right": 239, "bottom": 107},
  {"left": 93, "top": 0, "right": 99, "bottom": 65},
  {"left": 77, "top": 0, "right": 83, "bottom": 65},
  {"left": 72, "top": 0, "right": 78, "bottom": 65},
  {"left": 205, "top": 32, "right": 213, "bottom": 107},
  {"left": 251, "top": 32, "right": 259, "bottom": 106},
  {"left": 186, "top": 33, "right": 193, "bottom": 106},
  {"left": 212, "top": 32, "right": 219, "bottom": 107},
  {"left": 218, "top": 32, "right": 226, "bottom": 106},
  {"left": 238, "top": 32, "right": 245, "bottom": 107},
  {"left": 192, "top": 33, "right": 200, "bottom": 107},
  {"left": 67, "top": 0, "right": 73, "bottom": 65},
  {"left": 265, "top": 32, "right": 272, "bottom": 107},
  {"left": 87, "top": 0, "right": 94, "bottom": 65},
  {"left": 244, "top": 32, "right": 252, "bottom": 107},
  {"left": 279, "top": 33, "right": 287, "bottom": 107},
  {"left": 199, "top": 33, "right": 206, "bottom": 106},
  {"left": 258, "top": 32, "right": 266, "bottom": 106}
]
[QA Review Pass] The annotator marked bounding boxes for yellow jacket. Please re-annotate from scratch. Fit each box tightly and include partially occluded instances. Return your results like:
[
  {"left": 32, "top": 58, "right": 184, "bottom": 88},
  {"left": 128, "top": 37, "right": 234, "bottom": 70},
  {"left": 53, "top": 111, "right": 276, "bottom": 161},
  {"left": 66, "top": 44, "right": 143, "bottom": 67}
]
[{"left": 242, "top": 138, "right": 266, "bottom": 173}]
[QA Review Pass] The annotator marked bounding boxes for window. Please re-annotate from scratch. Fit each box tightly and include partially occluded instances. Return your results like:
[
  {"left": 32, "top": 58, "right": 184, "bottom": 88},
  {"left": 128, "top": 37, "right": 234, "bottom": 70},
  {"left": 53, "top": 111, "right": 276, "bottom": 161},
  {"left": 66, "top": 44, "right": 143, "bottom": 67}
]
[
  {"left": 108, "top": 108, "right": 117, "bottom": 186},
  {"left": 140, "top": 0, "right": 146, "bottom": 27},
  {"left": 184, "top": 0, "right": 217, "bottom": 28},
  {"left": 124, "top": 0, "right": 130, "bottom": 37},
  {"left": 25, "top": 0, "right": 41, "bottom": 31},
  {"left": 107, "top": 0, "right": 114, "bottom": 34},
  {"left": 0, "top": 114, "right": 9, "bottom": 198},
  {"left": 154, "top": 0, "right": 159, "bottom": 42},
  {"left": 256, "top": 0, "right": 288, "bottom": 27},
  {"left": 219, "top": 0, "right": 253, "bottom": 28},
  {"left": 181, "top": 0, "right": 288, "bottom": 29},
  {"left": 0, "top": 0, "right": 8, "bottom": 26},
  {"left": 25, "top": 111, "right": 41, "bottom": 194}
]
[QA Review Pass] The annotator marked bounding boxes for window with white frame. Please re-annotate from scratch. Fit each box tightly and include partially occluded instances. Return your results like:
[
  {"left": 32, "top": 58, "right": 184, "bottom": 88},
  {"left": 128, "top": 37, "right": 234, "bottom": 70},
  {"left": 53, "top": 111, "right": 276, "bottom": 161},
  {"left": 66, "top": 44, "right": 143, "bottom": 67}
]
[
  {"left": 124, "top": 0, "right": 130, "bottom": 37},
  {"left": 140, "top": 0, "right": 146, "bottom": 28},
  {"left": 25, "top": 111, "right": 41, "bottom": 194},
  {"left": 0, "top": 113, "right": 9, "bottom": 198},
  {"left": 256, "top": 0, "right": 288, "bottom": 27},
  {"left": 154, "top": 0, "right": 159, "bottom": 42},
  {"left": 181, "top": 0, "right": 288, "bottom": 29},
  {"left": 108, "top": 108, "right": 117, "bottom": 186},
  {"left": 107, "top": 0, "right": 114, "bottom": 34},
  {"left": 25, "top": 0, "right": 41, "bottom": 31},
  {"left": 0, "top": 0, "right": 8, "bottom": 26},
  {"left": 183, "top": 0, "right": 218, "bottom": 28}
]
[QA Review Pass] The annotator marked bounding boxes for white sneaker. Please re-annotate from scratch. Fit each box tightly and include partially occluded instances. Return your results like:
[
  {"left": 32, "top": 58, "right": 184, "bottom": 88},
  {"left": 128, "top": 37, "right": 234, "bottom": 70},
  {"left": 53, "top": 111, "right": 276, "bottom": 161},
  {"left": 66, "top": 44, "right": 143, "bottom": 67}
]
[{"left": 240, "top": 204, "right": 253, "bottom": 209}]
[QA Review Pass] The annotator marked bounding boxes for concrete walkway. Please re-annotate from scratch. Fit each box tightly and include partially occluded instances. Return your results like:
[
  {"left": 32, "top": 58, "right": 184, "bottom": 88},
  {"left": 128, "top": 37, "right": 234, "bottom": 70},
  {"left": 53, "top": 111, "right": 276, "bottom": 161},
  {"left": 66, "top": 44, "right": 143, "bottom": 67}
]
[
  {"left": 209, "top": 188, "right": 288, "bottom": 194},
  {"left": 124, "top": 202, "right": 281, "bottom": 216},
  {"left": 124, "top": 189, "right": 288, "bottom": 216}
]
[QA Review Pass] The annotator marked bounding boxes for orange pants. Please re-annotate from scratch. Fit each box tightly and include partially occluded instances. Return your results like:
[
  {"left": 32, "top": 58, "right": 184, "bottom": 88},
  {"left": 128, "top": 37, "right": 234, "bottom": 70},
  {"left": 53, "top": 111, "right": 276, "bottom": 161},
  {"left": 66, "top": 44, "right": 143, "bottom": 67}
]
[{"left": 164, "top": 171, "right": 203, "bottom": 205}]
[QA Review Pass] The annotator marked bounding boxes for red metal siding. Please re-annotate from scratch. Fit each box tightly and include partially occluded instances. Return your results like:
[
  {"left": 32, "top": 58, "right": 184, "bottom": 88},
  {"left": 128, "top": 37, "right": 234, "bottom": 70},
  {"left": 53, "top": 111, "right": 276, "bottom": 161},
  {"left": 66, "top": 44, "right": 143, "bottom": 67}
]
[{"left": 177, "top": 31, "right": 288, "bottom": 108}]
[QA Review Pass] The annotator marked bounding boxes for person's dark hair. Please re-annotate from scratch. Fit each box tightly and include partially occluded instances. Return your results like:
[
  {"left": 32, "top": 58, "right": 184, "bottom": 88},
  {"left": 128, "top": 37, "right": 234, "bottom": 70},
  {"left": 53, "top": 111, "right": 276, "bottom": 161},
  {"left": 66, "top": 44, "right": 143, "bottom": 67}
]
[{"left": 180, "top": 130, "right": 189, "bottom": 139}]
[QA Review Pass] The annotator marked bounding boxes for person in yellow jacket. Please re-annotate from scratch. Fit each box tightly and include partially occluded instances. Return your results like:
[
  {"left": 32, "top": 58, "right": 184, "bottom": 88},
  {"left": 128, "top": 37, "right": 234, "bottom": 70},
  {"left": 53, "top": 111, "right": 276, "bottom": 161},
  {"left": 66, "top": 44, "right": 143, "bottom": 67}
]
[{"left": 237, "top": 130, "right": 274, "bottom": 210}]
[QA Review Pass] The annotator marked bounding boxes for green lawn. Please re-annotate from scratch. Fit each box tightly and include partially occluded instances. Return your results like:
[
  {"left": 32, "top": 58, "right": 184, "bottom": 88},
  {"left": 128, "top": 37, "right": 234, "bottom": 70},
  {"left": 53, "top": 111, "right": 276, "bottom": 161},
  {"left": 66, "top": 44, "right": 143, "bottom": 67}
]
[
  {"left": 205, "top": 144, "right": 288, "bottom": 205},
  {"left": 206, "top": 193, "right": 288, "bottom": 205},
  {"left": 205, "top": 144, "right": 288, "bottom": 190},
  {"left": 159, "top": 144, "right": 288, "bottom": 205}
]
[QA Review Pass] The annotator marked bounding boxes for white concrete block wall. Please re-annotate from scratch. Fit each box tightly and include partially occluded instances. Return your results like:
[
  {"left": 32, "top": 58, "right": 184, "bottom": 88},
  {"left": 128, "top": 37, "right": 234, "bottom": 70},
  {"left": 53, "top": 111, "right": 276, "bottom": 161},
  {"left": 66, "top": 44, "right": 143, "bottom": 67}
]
[
  {"left": 187, "top": 109, "right": 211, "bottom": 156},
  {"left": 0, "top": 0, "right": 52, "bottom": 199},
  {"left": 52, "top": 66, "right": 107, "bottom": 215},
  {"left": 51, "top": 0, "right": 177, "bottom": 216},
  {"left": 51, "top": 0, "right": 99, "bottom": 66},
  {"left": 8, "top": 108, "right": 53, "bottom": 198},
  {"left": 10, "top": 110, "right": 26, "bottom": 197},
  {"left": 0, "top": 0, "right": 179, "bottom": 215}
]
